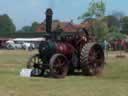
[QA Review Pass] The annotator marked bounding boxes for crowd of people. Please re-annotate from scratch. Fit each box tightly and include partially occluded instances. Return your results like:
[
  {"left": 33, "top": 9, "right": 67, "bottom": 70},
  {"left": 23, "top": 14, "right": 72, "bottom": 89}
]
[{"left": 102, "top": 39, "right": 128, "bottom": 51}]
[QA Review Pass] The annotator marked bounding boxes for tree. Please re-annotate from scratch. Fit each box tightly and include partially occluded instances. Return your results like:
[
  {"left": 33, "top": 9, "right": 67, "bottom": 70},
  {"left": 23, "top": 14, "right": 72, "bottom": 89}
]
[
  {"left": 78, "top": 0, "right": 105, "bottom": 19},
  {"left": 104, "top": 32, "right": 126, "bottom": 41},
  {"left": 92, "top": 20, "right": 109, "bottom": 41},
  {"left": 111, "top": 11, "right": 124, "bottom": 32},
  {"left": 0, "top": 14, "right": 16, "bottom": 33},
  {"left": 103, "top": 16, "right": 120, "bottom": 32},
  {"left": 20, "top": 26, "right": 31, "bottom": 33},
  {"left": 31, "top": 22, "right": 40, "bottom": 32},
  {"left": 79, "top": 0, "right": 108, "bottom": 41},
  {"left": 121, "top": 16, "right": 128, "bottom": 34},
  {"left": 18, "top": 21, "right": 40, "bottom": 32}
]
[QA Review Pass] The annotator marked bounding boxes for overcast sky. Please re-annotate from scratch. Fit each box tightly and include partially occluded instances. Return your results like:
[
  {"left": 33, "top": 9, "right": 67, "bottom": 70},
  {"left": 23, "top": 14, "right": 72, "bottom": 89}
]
[{"left": 0, "top": 0, "right": 127, "bottom": 30}]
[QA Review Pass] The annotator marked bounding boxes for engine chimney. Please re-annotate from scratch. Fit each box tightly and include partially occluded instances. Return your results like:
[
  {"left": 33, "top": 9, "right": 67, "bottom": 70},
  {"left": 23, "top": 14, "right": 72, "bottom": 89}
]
[{"left": 45, "top": 8, "right": 53, "bottom": 33}]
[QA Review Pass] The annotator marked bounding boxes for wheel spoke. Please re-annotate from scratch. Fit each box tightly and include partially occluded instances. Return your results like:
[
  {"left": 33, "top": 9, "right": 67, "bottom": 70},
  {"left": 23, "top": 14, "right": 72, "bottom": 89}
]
[
  {"left": 27, "top": 54, "right": 44, "bottom": 76},
  {"left": 54, "top": 57, "right": 65, "bottom": 68},
  {"left": 50, "top": 54, "right": 68, "bottom": 78}
]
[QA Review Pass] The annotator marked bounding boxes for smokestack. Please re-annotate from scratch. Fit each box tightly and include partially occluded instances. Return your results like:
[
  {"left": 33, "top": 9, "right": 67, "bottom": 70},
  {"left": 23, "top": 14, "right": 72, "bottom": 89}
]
[{"left": 45, "top": 8, "right": 53, "bottom": 33}]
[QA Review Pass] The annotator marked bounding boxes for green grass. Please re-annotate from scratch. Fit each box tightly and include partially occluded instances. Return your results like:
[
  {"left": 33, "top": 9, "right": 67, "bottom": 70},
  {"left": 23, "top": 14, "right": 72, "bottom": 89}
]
[{"left": 0, "top": 50, "right": 128, "bottom": 96}]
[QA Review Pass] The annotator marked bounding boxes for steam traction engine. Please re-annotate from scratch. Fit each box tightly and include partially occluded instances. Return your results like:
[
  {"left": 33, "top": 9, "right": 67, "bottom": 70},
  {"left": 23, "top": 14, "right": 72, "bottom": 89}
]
[{"left": 27, "top": 8, "right": 105, "bottom": 78}]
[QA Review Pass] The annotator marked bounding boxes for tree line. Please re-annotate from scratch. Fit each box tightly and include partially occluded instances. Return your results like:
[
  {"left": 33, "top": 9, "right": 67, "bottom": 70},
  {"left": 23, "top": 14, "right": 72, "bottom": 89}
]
[{"left": 0, "top": 14, "right": 40, "bottom": 33}]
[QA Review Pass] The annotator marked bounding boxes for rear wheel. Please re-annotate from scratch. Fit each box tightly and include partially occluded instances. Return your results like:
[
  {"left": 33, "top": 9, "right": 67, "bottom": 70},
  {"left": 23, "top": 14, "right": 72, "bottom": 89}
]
[
  {"left": 80, "top": 43, "right": 105, "bottom": 76},
  {"left": 27, "top": 54, "right": 44, "bottom": 76},
  {"left": 49, "top": 54, "right": 69, "bottom": 78}
]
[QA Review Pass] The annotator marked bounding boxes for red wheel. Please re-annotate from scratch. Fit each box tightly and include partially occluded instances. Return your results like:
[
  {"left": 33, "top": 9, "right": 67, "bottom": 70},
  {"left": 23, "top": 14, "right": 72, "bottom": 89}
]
[
  {"left": 80, "top": 43, "right": 105, "bottom": 76},
  {"left": 49, "top": 54, "right": 68, "bottom": 78}
]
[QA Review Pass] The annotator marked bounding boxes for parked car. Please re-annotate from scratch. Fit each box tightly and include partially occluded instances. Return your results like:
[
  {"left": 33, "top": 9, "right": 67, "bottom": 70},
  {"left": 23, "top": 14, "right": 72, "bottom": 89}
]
[
  {"left": 5, "top": 38, "right": 45, "bottom": 50},
  {"left": 6, "top": 40, "right": 23, "bottom": 49}
]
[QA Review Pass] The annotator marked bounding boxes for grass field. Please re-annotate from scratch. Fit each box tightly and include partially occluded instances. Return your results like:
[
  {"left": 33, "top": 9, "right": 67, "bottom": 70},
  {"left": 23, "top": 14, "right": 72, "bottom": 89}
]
[{"left": 0, "top": 50, "right": 128, "bottom": 96}]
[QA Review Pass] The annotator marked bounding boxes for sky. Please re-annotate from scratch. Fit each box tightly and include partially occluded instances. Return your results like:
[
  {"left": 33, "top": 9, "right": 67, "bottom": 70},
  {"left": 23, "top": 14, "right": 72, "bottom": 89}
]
[{"left": 0, "top": 0, "right": 128, "bottom": 30}]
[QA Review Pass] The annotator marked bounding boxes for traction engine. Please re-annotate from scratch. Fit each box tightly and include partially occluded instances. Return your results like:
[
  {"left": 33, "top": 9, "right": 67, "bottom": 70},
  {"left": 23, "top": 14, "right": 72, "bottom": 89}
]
[{"left": 27, "top": 8, "right": 105, "bottom": 78}]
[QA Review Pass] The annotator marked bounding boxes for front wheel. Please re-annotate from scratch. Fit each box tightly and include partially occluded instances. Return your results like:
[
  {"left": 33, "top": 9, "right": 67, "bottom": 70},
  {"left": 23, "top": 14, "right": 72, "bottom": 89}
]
[
  {"left": 49, "top": 54, "right": 69, "bottom": 78},
  {"left": 27, "top": 54, "right": 44, "bottom": 76}
]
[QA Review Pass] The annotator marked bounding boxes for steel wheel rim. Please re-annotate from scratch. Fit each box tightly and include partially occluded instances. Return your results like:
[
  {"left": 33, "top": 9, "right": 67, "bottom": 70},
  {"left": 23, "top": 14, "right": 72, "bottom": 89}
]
[
  {"left": 27, "top": 54, "right": 44, "bottom": 76},
  {"left": 53, "top": 56, "right": 66, "bottom": 75}
]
